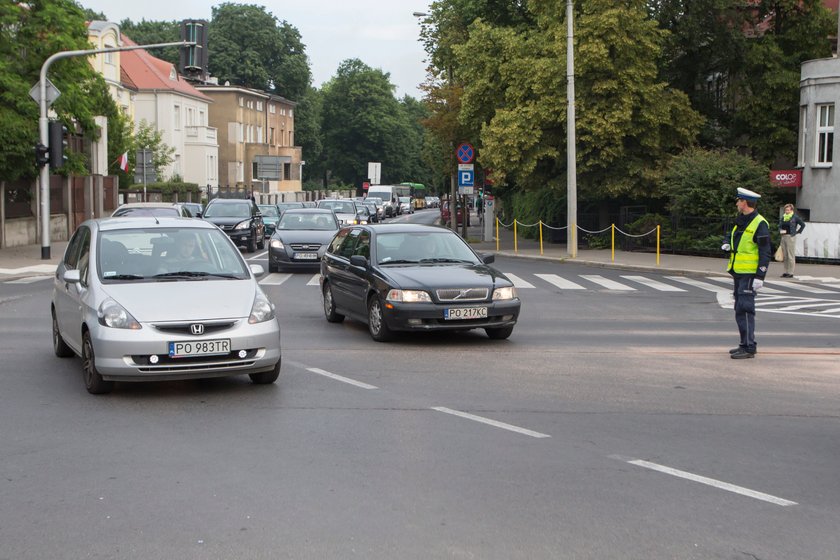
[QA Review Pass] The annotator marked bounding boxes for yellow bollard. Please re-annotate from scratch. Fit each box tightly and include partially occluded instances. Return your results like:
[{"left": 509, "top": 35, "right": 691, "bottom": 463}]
[
  {"left": 611, "top": 224, "right": 615, "bottom": 262},
  {"left": 495, "top": 217, "right": 499, "bottom": 252},
  {"left": 656, "top": 224, "right": 660, "bottom": 266},
  {"left": 514, "top": 220, "right": 518, "bottom": 253},
  {"left": 539, "top": 221, "right": 544, "bottom": 255}
]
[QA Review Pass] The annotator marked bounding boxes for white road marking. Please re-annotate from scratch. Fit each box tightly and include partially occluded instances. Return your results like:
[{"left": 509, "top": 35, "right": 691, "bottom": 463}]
[
  {"left": 306, "top": 367, "right": 378, "bottom": 390},
  {"left": 502, "top": 273, "right": 535, "bottom": 289},
  {"left": 766, "top": 280, "right": 838, "bottom": 294},
  {"left": 431, "top": 407, "right": 551, "bottom": 438},
  {"left": 667, "top": 276, "right": 730, "bottom": 293},
  {"left": 248, "top": 251, "right": 268, "bottom": 260},
  {"left": 0, "top": 264, "right": 56, "bottom": 276},
  {"left": 796, "top": 275, "right": 840, "bottom": 284},
  {"left": 307, "top": 273, "right": 321, "bottom": 286},
  {"left": 619, "top": 457, "right": 797, "bottom": 507},
  {"left": 580, "top": 275, "right": 636, "bottom": 291},
  {"left": 620, "top": 275, "right": 685, "bottom": 292},
  {"left": 5, "top": 276, "right": 52, "bottom": 284},
  {"left": 259, "top": 273, "right": 292, "bottom": 285},
  {"left": 706, "top": 276, "right": 785, "bottom": 294},
  {"left": 534, "top": 273, "right": 586, "bottom": 290}
]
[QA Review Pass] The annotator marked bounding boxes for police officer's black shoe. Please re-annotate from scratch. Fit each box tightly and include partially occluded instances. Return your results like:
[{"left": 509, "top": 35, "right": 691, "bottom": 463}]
[
  {"left": 730, "top": 348, "right": 756, "bottom": 359},
  {"left": 729, "top": 346, "right": 745, "bottom": 354}
]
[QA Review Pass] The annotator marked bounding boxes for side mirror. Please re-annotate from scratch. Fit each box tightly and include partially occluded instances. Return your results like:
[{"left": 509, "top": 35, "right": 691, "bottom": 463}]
[
  {"left": 349, "top": 255, "right": 368, "bottom": 268},
  {"left": 63, "top": 269, "right": 81, "bottom": 283},
  {"left": 480, "top": 253, "right": 495, "bottom": 264},
  {"left": 249, "top": 264, "right": 265, "bottom": 277}
]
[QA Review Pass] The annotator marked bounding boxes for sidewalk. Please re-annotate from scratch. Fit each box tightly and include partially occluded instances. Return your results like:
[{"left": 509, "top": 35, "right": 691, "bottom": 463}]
[
  {"left": 1, "top": 215, "right": 838, "bottom": 283},
  {"left": 458, "top": 211, "right": 840, "bottom": 283}
]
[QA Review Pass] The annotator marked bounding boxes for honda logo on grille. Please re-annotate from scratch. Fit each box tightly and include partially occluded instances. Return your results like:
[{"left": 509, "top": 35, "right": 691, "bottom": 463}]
[{"left": 190, "top": 324, "right": 205, "bottom": 335}]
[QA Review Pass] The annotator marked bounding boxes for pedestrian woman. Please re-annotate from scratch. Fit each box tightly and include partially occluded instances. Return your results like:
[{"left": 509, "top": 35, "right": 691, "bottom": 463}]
[
  {"left": 723, "top": 188, "right": 771, "bottom": 359},
  {"left": 778, "top": 203, "right": 805, "bottom": 278}
]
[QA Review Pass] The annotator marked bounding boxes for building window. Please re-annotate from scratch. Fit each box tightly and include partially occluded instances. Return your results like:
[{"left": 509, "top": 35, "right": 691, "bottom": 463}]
[
  {"left": 174, "top": 154, "right": 181, "bottom": 177},
  {"left": 798, "top": 106, "right": 807, "bottom": 168},
  {"left": 174, "top": 105, "right": 181, "bottom": 130},
  {"left": 199, "top": 110, "right": 205, "bottom": 126},
  {"left": 257, "top": 101, "right": 263, "bottom": 111},
  {"left": 269, "top": 104, "right": 276, "bottom": 114},
  {"left": 187, "top": 107, "right": 195, "bottom": 126},
  {"left": 236, "top": 161, "right": 244, "bottom": 182},
  {"left": 269, "top": 127, "right": 275, "bottom": 145},
  {"left": 104, "top": 47, "right": 114, "bottom": 65},
  {"left": 256, "top": 126, "right": 263, "bottom": 143},
  {"left": 816, "top": 103, "right": 834, "bottom": 165},
  {"left": 289, "top": 108, "right": 293, "bottom": 118},
  {"left": 238, "top": 123, "right": 244, "bottom": 143},
  {"left": 239, "top": 97, "right": 244, "bottom": 107}
]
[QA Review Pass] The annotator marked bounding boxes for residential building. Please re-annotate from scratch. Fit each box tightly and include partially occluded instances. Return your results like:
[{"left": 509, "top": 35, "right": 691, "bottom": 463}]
[
  {"left": 86, "top": 21, "right": 134, "bottom": 118},
  {"left": 121, "top": 36, "right": 219, "bottom": 190},
  {"left": 195, "top": 84, "right": 303, "bottom": 193}
]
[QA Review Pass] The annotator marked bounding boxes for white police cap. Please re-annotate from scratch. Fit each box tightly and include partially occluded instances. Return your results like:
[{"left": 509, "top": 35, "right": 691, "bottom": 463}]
[{"left": 736, "top": 187, "right": 761, "bottom": 201}]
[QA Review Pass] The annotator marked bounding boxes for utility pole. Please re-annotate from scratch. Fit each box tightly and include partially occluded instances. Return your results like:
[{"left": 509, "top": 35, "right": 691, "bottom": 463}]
[
  {"left": 36, "top": 40, "right": 193, "bottom": 259},
  {"left": 566, "top": 0, "right": 578, "bottom": 258}
]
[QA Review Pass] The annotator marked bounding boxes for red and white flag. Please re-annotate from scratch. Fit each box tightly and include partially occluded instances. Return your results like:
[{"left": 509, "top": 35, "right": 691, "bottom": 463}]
[{"left": 118, "top": 152, "right": 129, "bottom": 172}]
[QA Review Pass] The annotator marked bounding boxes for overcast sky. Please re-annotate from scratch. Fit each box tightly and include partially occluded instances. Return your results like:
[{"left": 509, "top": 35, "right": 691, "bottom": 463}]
[{"left": 79, "top": 0, "right": 432, "bottom": 99}]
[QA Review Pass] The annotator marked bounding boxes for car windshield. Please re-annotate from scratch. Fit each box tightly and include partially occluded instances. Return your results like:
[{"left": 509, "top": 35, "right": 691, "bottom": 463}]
[
  {"left": 97, "top": 227, "right": 250, "bottom": 282},
  {"left": 366, "top": 197, "right": 383, "bottom": 205},
  {"left": 203, "top": 201, "right": 251, "bottom": 218},
  {"left": 319, "top": 201, "right": 356, "bottom": 214},
  {"left": 112, "top": 207, "right": 180, "bottom": 217},
  {"left": 375, "top": 232, "right": 480, "bottom": 265},
  {"left": 399, "top": 197, "right": 410, "bottom": 203},
  {"left": 278, "top": 212, "right": 337, "bottom": 231},
  {"left": 259, "top": 205, "right": 279, "bottom": 217},
  {"left": 278, "top": 203, "right": 304, "bottom": 210}
]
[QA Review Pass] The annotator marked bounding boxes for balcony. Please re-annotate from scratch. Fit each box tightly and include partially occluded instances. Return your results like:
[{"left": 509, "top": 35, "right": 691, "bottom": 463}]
[{"left": 185, "top": 126, "right": 217, "bottom": 143}]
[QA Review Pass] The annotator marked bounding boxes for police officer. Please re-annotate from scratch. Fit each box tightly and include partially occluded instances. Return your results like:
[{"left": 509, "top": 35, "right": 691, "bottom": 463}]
[{"left": 722, "top": 187, "right": 771, "bottom": 359}]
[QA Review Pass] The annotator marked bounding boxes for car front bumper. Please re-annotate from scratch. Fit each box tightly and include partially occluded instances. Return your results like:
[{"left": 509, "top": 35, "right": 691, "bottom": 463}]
[
  {"left": 383, "top": 299, "right": 520, "bottom": 332},
  {"left": 269, "top": 247, "right": 325, "bottom": 269},
  {"left": 89, "top": 317, "right": 282, "bottom": 382}
]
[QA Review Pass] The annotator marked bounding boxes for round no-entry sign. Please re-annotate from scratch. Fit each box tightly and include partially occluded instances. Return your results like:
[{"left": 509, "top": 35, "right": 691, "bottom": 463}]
[{"left": 456, "top": 143, "right": 475, "bottom": 164}]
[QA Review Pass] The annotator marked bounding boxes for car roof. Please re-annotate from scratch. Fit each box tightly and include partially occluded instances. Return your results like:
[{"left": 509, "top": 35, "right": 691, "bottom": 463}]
[
  {"left": 93, "top": 217, "right": 218, "bottom": 232},
  {"left": 206, "top": 198, "right": 252, "bottom": 204},
  {"left": 115, "top": 202, "right": 182, "bottom": 208},
  {"left": 281, "top": 208, "right": 335, "bottom": 214},
  {"left": 362, "top": 223, "right": 452, "bottom": 234}
]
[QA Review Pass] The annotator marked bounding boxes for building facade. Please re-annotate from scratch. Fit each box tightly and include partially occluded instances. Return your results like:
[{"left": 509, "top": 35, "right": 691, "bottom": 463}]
[
  {"left": 195, "top": 84, "right": 303, "bottom": 193},
  {"left": 121, "top": 37, "right": 219, "bottom": 190},
  {"left": 86, "top": 21, "right": 134, "bottom": 119}
]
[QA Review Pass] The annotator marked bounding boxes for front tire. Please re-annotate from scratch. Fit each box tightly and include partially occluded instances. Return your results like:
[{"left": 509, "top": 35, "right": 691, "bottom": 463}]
[
  {"left": 323, "top": 283, "right": 345, "bottom": 323},
  {"left": 82, "top": 331, "right": 114, "bottom": 394},
  {"left": 52, "top": 310, "right": 74, "bottom": 358},
  {"left": 367, "top": 296, "right": 394, "bottom": 342},
  {"left": 485, "top": 325, "right": 514, "bottom": 340},
  {"left": 250, "top": 358, "right": 280, "bottom": 384}
]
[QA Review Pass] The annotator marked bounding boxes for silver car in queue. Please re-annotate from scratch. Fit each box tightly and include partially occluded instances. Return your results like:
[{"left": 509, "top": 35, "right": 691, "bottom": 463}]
[{"left": 51, "top": 217, "right": 282, "bottom": 394}]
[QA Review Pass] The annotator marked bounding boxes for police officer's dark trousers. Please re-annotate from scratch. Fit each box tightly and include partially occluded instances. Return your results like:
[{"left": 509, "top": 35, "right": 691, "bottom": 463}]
[{"left": 733, "top": 274, "right": 757, "bottom": 353}]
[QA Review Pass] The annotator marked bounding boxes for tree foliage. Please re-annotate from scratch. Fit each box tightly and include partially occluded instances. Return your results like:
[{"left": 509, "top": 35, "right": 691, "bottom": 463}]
[
  {"left": 117, "top": 19, "right": 180, "bottom": 66},
  {"left": 0, "top": 0, "right": 118, "bottom": 181}
]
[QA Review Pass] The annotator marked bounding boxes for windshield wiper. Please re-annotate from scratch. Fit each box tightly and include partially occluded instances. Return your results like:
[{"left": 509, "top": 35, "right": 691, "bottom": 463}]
[
  {"left": 104, "top": 274, "right": 145, "bottom": 280},
  {"left": 153, "top": 271, "right": 239, "bottom": 280},
  {"left": 379, "top": 259, "right": 419, "bottom": 265},
  {"left": 418, "top": 258, "right": 474, "bottom": 263}
]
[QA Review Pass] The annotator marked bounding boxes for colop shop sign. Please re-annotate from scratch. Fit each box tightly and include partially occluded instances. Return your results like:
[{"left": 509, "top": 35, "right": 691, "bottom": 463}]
[{"left": 769, "top": 169, "right": 802, "bottom": 187}]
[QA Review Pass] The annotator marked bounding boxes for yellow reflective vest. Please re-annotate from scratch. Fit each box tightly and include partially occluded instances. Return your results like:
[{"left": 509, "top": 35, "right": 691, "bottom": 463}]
[{"left": 728, "top": 214, "right": 768, "bottom": 274}]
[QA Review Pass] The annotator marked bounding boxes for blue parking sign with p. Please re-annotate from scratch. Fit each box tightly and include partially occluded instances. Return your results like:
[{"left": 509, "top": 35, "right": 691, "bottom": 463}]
[{"left": 458, "top": 170, "right": 474, "bottom": 187}]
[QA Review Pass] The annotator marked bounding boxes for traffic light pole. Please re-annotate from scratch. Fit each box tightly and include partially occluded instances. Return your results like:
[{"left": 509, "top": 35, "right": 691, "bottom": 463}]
[{"left": 37, "top": 41, "right": 193, "bottom": 259}]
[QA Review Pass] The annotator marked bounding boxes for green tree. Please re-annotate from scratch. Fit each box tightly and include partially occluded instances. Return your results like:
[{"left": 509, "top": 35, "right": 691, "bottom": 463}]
[
  {"left": 117, "top": 19, "right": 181, "bottom": 66},
  {"left": 209, "top": 3, "right": 310, "bottom": 100},
  {"left": 293, "top": 87, "right": 323, "bottom": 183},
  {"left": 0, "top": 0, "right": 118, "bottom": 181},
  {"left": 319, "top": 59, "right": 413, "bottom": 187},
  {"left": 130, "top": 120, "right": 175, "bottom": 180}
]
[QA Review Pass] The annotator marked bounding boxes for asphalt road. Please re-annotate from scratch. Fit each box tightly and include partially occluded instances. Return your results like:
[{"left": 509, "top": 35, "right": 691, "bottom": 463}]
[{"left": 1, "top": 212, "right": 839, "bottom": 559}]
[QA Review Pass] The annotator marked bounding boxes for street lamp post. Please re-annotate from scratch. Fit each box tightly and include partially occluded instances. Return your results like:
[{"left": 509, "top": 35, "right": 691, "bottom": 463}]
[{"left": 566, "top": 0, "right": 577, "bottom": 258}]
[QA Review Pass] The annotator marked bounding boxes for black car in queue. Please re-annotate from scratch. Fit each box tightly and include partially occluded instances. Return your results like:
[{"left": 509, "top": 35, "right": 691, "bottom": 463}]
[
  {"left": 268, "top": 208, "right": 340, "bottom": 272},
  {"left": 201, "top": 198, "right": 266, "bottom": 253},
  {"left": 319, "top": 223, "right": 520, "bottom": 342}
]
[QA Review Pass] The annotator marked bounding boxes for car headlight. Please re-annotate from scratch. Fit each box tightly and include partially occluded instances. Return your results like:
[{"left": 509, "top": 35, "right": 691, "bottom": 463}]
[
  {"left": 234, "top": 220, "right": 251, "bottom": 230},
  {"left": 97, "top": 298, "right": 141, "bottom": 329},
  {"left": 249, "top": 290, "right": 276, "bottom": 324},
  {"left": 270, "top": 238, "right": 285, "bottom": 250},
  {"left": 386, "top": 289, "right": 431, "bottom": 303},
  {"left": 492, "top": 286, "right": 517, "bottom": 300}
]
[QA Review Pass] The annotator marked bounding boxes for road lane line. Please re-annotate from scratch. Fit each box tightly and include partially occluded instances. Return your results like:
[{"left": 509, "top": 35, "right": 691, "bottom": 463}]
[
  {"left": 306, "top": 368, "right": 378, "bottom": 390},
  {"left": 535, "top": 273, "right": 586, "bottom": 290},
  {"left": 259, "top": 273, "right": 292, "bottom": 285},
  {"left": 580, "top": 275, "right": 636, "bottom": 291},
  {"left": 5, "top": 276, "right": 52, "bottom": 284},
  {"left": 667, "top": 276, "right": 730, "bottom": 293},
  {"left": 620, "top": 275, "right": 685, "bottom": 292},
  {"left": 307, "top": 273, "right": 321, "bottom": 286},
  {"left": 622, "top": 458, "right": 797, "bottom": 506},
  {"left": 765, "top": 280, "right": 838, "bottom": 294},
  {"left": 502, "top": 273, "right": 535, "bottom": 289},
  {"left": 431, "top": 407, "right": 551, "bottom": 438}
]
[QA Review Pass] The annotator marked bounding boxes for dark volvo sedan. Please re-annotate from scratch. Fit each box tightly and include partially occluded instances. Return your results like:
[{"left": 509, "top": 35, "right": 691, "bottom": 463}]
[{"left": 319, "top": 224, "right": 520, "bottom": 341}]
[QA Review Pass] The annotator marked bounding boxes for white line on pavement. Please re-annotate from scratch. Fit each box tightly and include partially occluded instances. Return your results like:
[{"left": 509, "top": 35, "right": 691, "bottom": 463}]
[
  {"left": 307, "top": 273, "right": 320, "bottom": 286},
  {"left": 706, "top": 276, "right": 786, "bottom": 294},
  {"left": 618, "top": 457, "right": 797, "bottom": 507},
  {"left": 580, "top": 275, "right": 636, "bottom": 291},
  {"left": 248, "top": 251, "right": 268, "bottom": 260},
  {"left": 502, "top": 273, "right": 535, "bottom": 289},
  {"left": 667, "top": 276, "right": 730, "bottom": 293},
  {"left": 259, "top": 273, "right": 292, "bottom": 285},
  {"left": 306, "top": 367, "right": 378, "bottom": 390},
  {"left": 620, "top": 275, "right": 686, "bottom": 292},
  {"left": 766, "top": 280, "right": 838, "bottom": 294},
  {"left": 431, "top": 407, "right": 551, "bottom": 438},
  {"left": 4, "top": 276, "right": 52, "bottom": 284},
  {"left": 534, "top": 273, "right": 586, "bottom": 290}
]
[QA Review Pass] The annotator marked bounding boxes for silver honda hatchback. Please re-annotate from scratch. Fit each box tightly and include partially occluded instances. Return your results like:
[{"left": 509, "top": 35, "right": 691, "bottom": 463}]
[{"left": 51, "top": 217, "right": 281, "bottom": 394}]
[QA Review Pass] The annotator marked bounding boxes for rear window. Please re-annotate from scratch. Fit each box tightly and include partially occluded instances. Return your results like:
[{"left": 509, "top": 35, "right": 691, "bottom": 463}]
[{"left": 203, "top": 201, "right": 252, "bottom": 218}]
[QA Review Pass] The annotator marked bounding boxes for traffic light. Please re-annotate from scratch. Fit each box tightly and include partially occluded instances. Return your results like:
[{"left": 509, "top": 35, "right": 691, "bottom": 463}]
[
  {"left": 34, "top": 143, "right": 49, "bottom": 167},
  {"left": 48, "top": 121, "right": 68, "bottom": 169}
]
